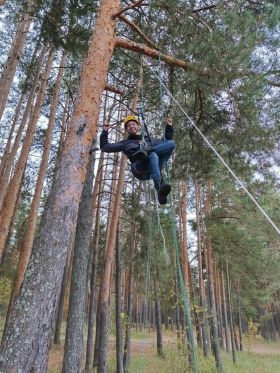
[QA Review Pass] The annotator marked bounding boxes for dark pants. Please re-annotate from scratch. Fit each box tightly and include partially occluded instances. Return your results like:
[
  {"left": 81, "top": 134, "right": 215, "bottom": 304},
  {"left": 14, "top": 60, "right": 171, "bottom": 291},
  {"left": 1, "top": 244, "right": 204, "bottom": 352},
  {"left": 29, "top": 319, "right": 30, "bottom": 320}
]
[{"left": 131, "top": 140, "right": 175, "bottom": 181}]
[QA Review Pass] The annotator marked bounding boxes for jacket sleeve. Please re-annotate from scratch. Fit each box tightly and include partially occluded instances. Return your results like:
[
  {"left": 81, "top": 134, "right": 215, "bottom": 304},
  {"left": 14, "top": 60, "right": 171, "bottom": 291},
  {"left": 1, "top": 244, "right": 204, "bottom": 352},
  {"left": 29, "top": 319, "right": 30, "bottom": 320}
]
[
  {"left": 165, "top": 125, "right": 173, "bottom": 140},
  {"left": 100, "top": 130, "right": 125, "bottom": 153}
]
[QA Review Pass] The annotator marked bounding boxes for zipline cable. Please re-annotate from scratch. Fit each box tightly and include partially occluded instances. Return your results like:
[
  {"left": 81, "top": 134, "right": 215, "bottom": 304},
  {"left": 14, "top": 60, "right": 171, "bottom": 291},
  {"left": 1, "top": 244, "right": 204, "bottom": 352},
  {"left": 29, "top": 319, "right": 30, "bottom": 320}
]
[{"left": 145, "top": 59, "right": 280, "bottom": 236}]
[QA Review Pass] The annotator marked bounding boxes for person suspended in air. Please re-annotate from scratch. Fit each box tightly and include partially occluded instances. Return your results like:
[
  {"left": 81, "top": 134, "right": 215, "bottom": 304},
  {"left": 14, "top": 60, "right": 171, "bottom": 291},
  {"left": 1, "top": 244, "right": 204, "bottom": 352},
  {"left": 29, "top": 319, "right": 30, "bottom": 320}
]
[{"left": 100, "top": 115, "right": 175, "bottom": 205}]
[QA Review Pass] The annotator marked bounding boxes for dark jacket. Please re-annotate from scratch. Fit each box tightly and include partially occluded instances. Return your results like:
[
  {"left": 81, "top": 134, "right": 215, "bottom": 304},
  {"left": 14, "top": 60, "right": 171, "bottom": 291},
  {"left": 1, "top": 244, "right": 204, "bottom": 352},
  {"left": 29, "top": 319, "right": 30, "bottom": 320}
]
[{"left": 100, "top": 125, "right": 173, "bottom": 163}]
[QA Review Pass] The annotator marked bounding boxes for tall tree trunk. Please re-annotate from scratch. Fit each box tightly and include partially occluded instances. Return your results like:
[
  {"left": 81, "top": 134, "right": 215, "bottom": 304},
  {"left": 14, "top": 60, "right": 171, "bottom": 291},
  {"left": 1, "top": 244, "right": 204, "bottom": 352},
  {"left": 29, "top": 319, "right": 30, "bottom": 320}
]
[
  {"left": 0, "top": 46, "right": 47, "bottom": 209},
  {"left": 233, "top": 314, "right": 239, "bottom": 351},
  {"left": 0, "top": 48, "right": 54, "bottom": 261},
  {"left": 0, "top": 1, "right": 120, "bottom": 370},
  {"left": 221, "top": 271, "right": 230, "bottom": 353},
  {"left": 4, "top": 52, "right": 66, "bottom": 326},
  {"left": 115, "top": 224, "right": 124, "bottom": 373},
  {"left": 53, "top": 249, "right": 71, "bottom": 345},
  {"left": 226, "top": 260, "right": 236, "bottom": 364},
  {"left": 0, "top": 93, "right": 24, "bottom": 181},
  {"left": 214, "top": 264, "right": 224, "bottom": 349},
  {"left": 179, "top": 181, "right": 189, "bottom": 290},
  {"left": 93, "top": 148, "right": 119, "bottom": 370},
  {"left": 85, "top": 154, "right": 104, "bottom": 372},
  {"left": 0, "top": 0, "right": 33, "bottom": 122},
  {"left": 97, "top": 153, "right": 127, "bottom": 373},
  {"left": 173, "top": 261, "right": 181, "bottom": 343},
  {"left": 205, "top": 181, "right": 223, "bottom": 373},
  {"left": 217, "top": 267, "right": 225, "bottom": 349},
  {"left": 62, "top": 141, "right": 97, "bottom": 372},
  {"left": 237, "top": 279, "right": 243, "bottom": 351},
  {"left": 154, "top": 273, "right": 163, "bottom": 357},
  {"left": 123, "top": 225, "right": 135, "bottom": 373},
  {"left": 188, "top": 260, "right": 202, "bottom": 348},
  {"left": 195, "top": 180, "right": 210, "bottom": 357}
]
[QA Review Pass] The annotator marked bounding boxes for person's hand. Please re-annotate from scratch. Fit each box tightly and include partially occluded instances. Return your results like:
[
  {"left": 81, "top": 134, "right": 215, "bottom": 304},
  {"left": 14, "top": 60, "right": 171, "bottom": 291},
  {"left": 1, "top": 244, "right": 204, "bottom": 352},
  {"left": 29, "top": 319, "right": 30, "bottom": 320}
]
[
  {"left": 103, "top": 122, "right": 110, "bottom": 132},
  {"left": 166, "top": 116, "right": 173, "bottom": 126}
]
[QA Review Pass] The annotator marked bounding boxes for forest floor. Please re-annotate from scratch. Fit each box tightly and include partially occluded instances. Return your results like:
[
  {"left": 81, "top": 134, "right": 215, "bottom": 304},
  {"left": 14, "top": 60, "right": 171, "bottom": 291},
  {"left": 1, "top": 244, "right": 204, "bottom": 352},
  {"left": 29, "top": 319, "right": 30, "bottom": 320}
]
[{"left": 47, "top": 328, "right": 280, "bottom": 373}]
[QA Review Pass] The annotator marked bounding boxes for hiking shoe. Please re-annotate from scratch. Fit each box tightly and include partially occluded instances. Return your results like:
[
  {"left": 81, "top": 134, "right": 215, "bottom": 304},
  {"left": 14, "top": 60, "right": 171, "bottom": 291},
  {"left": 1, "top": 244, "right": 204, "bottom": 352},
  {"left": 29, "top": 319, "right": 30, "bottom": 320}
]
[{"left": 157, "top": 183, "right": 171, "bottom": 205}]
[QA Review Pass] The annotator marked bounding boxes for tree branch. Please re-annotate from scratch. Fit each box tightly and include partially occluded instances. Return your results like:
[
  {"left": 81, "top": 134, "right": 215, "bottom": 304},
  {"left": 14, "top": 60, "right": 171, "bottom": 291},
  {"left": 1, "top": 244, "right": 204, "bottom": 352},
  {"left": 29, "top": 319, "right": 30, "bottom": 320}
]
[
  {"left": 115, "top": 37, "right": 209, "bottom": 76},
  {"left": 112, "top": 0, "right": 147, "bottom": 19},
  {"left": 267, "top": 80, "right": 280, "bottom": 87},
  {"left": 118, "top": 15, "right": 159, "bottom": 50},
  {"left": 105, "top": 84, "right": 124, "bottom": 95},
  {"left": 192, "top": 4, "right": 217, "bottom": 13}
]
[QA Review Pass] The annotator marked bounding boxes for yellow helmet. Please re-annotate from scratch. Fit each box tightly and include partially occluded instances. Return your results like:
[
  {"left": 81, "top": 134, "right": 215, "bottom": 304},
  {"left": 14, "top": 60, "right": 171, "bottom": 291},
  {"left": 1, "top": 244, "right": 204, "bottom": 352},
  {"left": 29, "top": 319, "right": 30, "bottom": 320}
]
[{"left": 123, "top": 115, "right": 140, "bottom": 127}]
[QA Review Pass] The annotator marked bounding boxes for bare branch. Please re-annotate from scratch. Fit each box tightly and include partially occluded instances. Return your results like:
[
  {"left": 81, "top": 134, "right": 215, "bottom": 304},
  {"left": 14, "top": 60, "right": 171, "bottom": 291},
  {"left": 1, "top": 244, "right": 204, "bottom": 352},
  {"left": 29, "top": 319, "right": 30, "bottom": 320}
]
[
  {"left": 115, "top": 37, "right": 209, "bottom": 76},
  {"left": 112, "top": 0, "right": 147, "bottom": 19},
  {"left": 118, "top": 15, "right": 159, "bottom": 50},
  {"left": 192, "top": 4, "right": 217, "bottom": 13},
  {"left": 105, "top": 84, "right": 124, "bottom": 95},
  {"left": 267, "top": 80, "right": 280, "bottom": 87}
]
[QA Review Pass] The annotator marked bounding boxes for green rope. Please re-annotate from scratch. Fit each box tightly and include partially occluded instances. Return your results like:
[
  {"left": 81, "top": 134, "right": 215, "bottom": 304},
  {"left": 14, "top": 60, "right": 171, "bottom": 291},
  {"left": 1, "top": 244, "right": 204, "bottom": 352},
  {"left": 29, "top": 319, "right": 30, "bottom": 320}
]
[
  {"left": 157, "top": 54, "right": 165, "bottom": 139},
  {"left": 168, "top": 188, "right": 200, "bottom": 373},
  {"left": 138, "top": 181, "right": 153, "bottom": 373},
  {"left": 138, "top": 57, "right": 200, "bottom": 373},
  {"left": 154, "top": 188, "right": 170, "bottom": 265},
  {"left": 157, "top": 58, "right": 200, "bottom": 373}
]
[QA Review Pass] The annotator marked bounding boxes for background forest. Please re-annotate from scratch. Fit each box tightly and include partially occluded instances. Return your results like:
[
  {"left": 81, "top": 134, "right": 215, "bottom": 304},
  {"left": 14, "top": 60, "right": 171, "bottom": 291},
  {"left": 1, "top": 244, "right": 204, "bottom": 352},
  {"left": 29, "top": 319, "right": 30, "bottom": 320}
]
[{"left": 0, "top": 1, "right": 280, "bottom": 372}]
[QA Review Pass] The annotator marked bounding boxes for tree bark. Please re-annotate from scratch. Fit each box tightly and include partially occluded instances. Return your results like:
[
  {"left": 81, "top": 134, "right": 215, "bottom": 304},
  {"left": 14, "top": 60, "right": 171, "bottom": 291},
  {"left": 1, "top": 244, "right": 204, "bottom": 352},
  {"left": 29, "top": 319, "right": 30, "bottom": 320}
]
[
  {"left": 179, "top": 181, "right": 189, "bottom": 291},
  {"left": 0, "top": 0, "right": 33, "bottom": 121},
  {"left": 154, "top": 274, "right": 163, "bottom": 357},
  {"left": 195, "top": 180, "right": 210, "bottom": 357},
  {"left": 226, "top": 260, "right": 236, "bottom": 364},
  {"left": 237, "top": 279, "right": 243, "bottom": 351},
  {"left": 221, "top": 271, "right": 230, "bottom": 353},
  {"left": 53, "top": 251, "right": 70, "bottom": 345},
  {"left": 123, "top": 226, "right": 135, "bottom": 373},
  {"left": 62, "top": 142, "right": 97, "bottom": 373},
  {"left": 205, "top": 181, "right": 223, "bottom": 373},
  {"left": 215, "top": 266, "right": 225, "bottom": 349},
  {"left": 85, "top": 154, "right": 104, "bottom": 372},
  {"left": 115, "top": 224, "right": 124, "bottom": 373},
  {"left": 0, "top": 1, "right": 120, "bottom": 370},
  {"left": 4, "top": 52, "right": 66, "bottom": 326},
  {"left": 115, "top": 37, "right": 208, "bottom": 75},
  {"left": 97, "top": 154, "right": 126, "bottom": 373},
  {"left": 0, "top": 48, "right": 54, "bottom": 261},
  {"left": 0, "top": 93, "right": 24, "bottom": 182},
  {"left": 0, "top": 46, "right": 47, "bottom": 210},
  {"left": 94, "top": 148, "right": 119, "bottom": 369}
]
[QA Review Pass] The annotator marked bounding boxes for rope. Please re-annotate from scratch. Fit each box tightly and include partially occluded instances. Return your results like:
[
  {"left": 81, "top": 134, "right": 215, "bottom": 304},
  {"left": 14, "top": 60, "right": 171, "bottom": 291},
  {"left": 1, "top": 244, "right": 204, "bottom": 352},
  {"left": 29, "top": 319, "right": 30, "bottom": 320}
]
[
  {"left": 138, "top": 57, "right": 152, "bottom": 144},
  {"left": 138, "top": 180, "right": 153, "bottom": 373},
  {"left": 168, "top": 187, "right": 200, "bottom": 373},
  {"left": 154, "top": 188, "right": 171, "bottom": 265},
  {"left": 144, "top": 59, "right": 280, "bottom": 236},
  {"left": 155, "top": 58, "right": 200, "bottom": 373},
  {"left": 139, "top": 60, "right": 171, "bottom": 265},
  {"left": 157, "top": 55, "right": 165, "bottom": 138}
]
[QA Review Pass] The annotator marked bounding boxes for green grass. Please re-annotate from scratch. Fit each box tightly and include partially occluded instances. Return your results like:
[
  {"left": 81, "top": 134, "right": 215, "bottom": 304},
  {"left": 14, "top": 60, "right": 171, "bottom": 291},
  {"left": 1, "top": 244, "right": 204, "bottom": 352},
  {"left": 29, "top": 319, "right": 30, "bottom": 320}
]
[
  {"left": 1, "top": 318, "right": 278, "bottom": 373},
  {"left": 223, "top": 351, "right": 280, "bottom": 373},
  {"left": 107, "top": 331, "right": 280, "bottom": 373},
  {"left": 108, "top": 348, "right": 280, "bottom": 373}
]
